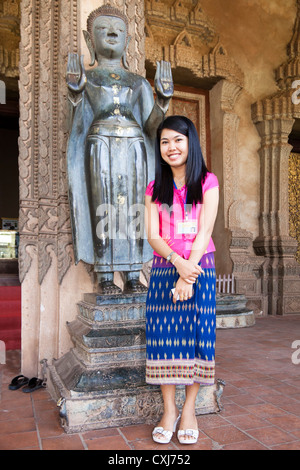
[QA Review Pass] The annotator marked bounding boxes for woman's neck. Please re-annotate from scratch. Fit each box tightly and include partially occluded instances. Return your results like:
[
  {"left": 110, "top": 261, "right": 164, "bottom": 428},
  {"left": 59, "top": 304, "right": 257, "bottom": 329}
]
[{"left": 172, "top": 167, "right": 186, "bottom": 187}]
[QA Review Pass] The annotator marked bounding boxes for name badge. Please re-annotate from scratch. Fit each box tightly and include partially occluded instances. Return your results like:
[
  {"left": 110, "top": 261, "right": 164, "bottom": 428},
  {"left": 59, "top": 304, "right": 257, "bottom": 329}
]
[{"left": 177, "top": 219, "right": 198, "bottom": 235}]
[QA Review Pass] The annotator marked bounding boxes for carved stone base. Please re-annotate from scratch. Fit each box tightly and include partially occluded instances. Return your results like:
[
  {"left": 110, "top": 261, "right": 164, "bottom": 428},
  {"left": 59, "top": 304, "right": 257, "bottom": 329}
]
[
  {"left": 254, "top": 236, "right": 300, "bottom": 315},
  {"left": 216, "top": 294, "right": 255, "bottom": 329},
  {"left": 229, "top": 228, "right": 264, "bottom": 315},
  {"left": 46, "top": 290, "right": 225, "bottom": 433},
  {"left": 47, "top": 355, "right": 225, "bottom": 434}
]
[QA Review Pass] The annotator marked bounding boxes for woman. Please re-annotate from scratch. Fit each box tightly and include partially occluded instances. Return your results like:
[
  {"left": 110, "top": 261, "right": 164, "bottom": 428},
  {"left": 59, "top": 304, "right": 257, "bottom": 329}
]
[{"left": 144, "top": 115, "right": 219, "bottom": 444}]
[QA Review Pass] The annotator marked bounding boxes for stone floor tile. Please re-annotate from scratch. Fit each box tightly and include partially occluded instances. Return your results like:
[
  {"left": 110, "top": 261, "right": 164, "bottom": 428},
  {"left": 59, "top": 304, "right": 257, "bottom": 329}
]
[
  {"left": 84, "top": 434, "right": 131, "bottom": 450},
  {"left": 243, "top": 403, "right": 289, "bottom": 418},
  {"left": 41, "top": 434, "right": 85, "bottom": 450},
  {"left": 229, "top": 392, "right": 265, "bottom": 406},
  {"left": 0, "top": 430, "right": 40, "bottom": 450},
  {"left": 203, "top": 424, "right": 249, "bottom": 445},
  {"left": 246, "top": 426, "right": 297, "bottom": 447},
  {"left": 0, "top": 417, "right": 36, "bottom": 435},
  {"left": 118, "top": 423, "right": 153, "bottom": 441},
  {"left": 266, "top": 414, "right": 300, "bottom": 432},
  {"left": 220, "top": 403, "right": 249, "bottom": 417},
  {"left": 224, "top": 413, "right": 268, "bottom": 431},
  {"left": 223, "top": 439, "right": 268, "bottom": 450},
  {"left": 197, "top": 413, "right": 228, "bottom": 430},
  {"left": 81, "top": 427, "right": 120, "bottom": 441}
]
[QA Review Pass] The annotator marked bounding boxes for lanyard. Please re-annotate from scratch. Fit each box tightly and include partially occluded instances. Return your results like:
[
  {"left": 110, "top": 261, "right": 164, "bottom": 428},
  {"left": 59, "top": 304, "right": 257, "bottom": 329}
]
[{"left": 173, "top": 181, "right": 188, "bottom": 221}]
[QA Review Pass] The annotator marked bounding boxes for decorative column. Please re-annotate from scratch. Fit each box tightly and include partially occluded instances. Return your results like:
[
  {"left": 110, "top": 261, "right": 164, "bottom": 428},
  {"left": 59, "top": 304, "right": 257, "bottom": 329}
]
[
  {"left": 209, "top": 79, "right": 263, "bottom": 314},
  {"left": 19, "top": 0, "right": 81, "bottom": 376},
  {"left": 18, "top": 0, "right": 147, "bottom": 377},
  {"left": 252, "top": 115, "right": 300, "bottom": 315},
  {"left": 251, "top": 0, "right": 300, "bottom": 315}
]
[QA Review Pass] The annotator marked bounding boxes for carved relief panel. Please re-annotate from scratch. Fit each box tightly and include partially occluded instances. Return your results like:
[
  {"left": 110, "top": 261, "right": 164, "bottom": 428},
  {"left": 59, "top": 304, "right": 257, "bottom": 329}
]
[{"left": 289, "top": 152, "right": 300, "bottom": 264}]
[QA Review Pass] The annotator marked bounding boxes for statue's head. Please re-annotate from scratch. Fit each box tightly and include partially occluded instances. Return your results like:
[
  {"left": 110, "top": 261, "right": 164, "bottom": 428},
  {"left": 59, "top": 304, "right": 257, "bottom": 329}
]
[{"left": 84, "top": 5, "right": 130, "bottom": 68}]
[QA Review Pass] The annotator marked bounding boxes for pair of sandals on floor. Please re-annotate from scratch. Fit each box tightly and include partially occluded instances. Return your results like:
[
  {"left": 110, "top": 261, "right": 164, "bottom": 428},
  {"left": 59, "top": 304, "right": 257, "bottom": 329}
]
[
  {"left": 152, "top": 414, "right": 199, "bottom": 445},
  {"left": 8, "top": 374, "right": 46, "bottom": 393}
]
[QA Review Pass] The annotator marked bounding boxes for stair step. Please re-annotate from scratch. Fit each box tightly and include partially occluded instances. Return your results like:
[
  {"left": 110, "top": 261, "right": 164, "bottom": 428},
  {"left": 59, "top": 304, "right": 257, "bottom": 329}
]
[
  {"left": 0, "top": 286, "right": 21, "bottom": 301},
  {"left": 0, "top": 314, "right": 21, "bottom": 329},
  {"left": 0, "top": 274, "right": 20, "bottom": 287},
  {"left": 0, "top": 329, "right": 21, "bottom": 350},
  {"left": 0, "top": 287, "right": 21, "bottom": 351},
  {"left": 0, "top": 300, "right": 21, "bottom": 315}
]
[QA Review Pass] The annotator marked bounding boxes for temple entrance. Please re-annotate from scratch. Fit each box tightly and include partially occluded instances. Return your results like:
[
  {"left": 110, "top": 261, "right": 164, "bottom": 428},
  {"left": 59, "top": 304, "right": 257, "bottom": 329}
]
[
  {"left": 0, "top": 96, "right": 19, "bottom": 280},
  {"left": 0, "top": 0, "right": 21, "bottom": 350}
]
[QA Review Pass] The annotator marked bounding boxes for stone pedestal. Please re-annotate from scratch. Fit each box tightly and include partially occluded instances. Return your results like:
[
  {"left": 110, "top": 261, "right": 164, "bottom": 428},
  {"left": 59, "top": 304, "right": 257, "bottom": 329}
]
[
  {"left": 46, "top": 291, "right": 225, "bottom": 433},
  {"left": 216, "top": 293, "right": 255, "bottom": 329}
]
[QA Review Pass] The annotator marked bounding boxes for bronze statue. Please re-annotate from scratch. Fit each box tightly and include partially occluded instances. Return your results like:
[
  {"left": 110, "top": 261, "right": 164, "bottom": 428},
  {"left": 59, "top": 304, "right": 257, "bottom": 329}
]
[{"left": 66, "top": 5, "right": 173, "bottom": 293}]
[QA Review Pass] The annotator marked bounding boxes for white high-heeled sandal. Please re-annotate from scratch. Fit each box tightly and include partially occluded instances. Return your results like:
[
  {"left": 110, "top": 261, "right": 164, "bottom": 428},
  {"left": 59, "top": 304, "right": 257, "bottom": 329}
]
[
  {"left": 152, "top": 414, "right": 181, "bottom": 444},
  {"left": 177, "top": 428, "right": 199, "bottom": 444}
]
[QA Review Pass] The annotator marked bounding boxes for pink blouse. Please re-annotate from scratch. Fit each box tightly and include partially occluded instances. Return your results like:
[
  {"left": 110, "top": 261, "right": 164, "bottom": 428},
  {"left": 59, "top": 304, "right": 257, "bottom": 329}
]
[{"left": 145, "top": 172, "right": 219, "bottom": 259}]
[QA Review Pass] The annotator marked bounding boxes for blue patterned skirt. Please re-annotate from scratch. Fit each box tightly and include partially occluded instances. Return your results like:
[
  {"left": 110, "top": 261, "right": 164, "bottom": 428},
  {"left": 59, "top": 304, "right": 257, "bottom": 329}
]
[{"left": 145, "top": 253, "right": 216, "bottom": 386}]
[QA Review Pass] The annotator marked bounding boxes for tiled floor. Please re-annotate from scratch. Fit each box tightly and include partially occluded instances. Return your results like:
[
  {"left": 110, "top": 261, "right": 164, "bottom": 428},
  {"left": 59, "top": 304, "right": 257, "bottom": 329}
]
[{"left": 1, "top": 315, "right": 300, "bottom": 450}]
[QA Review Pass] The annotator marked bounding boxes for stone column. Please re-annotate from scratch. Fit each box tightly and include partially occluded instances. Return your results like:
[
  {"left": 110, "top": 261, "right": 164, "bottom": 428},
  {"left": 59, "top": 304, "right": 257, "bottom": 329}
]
[
  {"left": 251, "top": 0, "right": 300, "bottom": 315},
  {"left": 210, "top": 79, "right": 263, "bottom": 314},
  {"left": 210, "top": 79, "right": 242, "bottom": 276},
  {"left": 251, "top": 115, "right": 300, "bottom": 314},
  {"left": 18, "top": 0, "right": 146, "bottom": 377},
  {"left": 19, "top": 0, "right": 83, "bottom": 377}
]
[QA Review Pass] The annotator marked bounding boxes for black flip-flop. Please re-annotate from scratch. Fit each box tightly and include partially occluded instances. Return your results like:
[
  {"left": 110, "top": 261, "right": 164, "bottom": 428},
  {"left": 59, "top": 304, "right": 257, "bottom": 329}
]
[
  {"left": 8, "top": 375, "right": 29, "bottom": 390},
  {"left": 22, "top": 377, "right": 46, "bottom": 393}
]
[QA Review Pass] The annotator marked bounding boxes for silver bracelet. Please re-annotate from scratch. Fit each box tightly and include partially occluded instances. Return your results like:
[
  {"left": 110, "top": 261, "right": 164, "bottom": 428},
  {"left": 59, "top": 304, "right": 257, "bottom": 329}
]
[
  {"left": 166, "top": 251, "right": 176, "bottom": 263},
  {"left": 172, "top": 255, "right": 180, "bottom": 265}
]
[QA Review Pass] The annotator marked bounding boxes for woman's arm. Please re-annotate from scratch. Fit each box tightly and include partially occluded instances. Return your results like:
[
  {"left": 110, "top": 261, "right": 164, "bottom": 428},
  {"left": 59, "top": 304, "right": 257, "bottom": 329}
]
[
  {"left": 172, "top": 186, "right": 219, "bottom": 303},
  {"left": 144, "top": 195, "right": 201, "bottom": 282}
]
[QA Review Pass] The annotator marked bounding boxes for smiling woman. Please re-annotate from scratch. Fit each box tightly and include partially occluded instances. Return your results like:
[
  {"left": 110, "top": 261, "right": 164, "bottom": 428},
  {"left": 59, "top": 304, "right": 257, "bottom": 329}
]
[
  {"left": 144, "top": 115, "right": 219, "bottom": 444},
  {"left": 160, "top": 129, "right": 189, "bottom": 172}
]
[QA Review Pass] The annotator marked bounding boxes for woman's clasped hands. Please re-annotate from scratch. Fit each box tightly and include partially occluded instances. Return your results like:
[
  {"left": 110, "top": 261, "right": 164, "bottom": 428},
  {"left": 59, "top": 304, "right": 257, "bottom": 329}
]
[{"left": 172, "top": 257, "right": 203, "bottom": 304}]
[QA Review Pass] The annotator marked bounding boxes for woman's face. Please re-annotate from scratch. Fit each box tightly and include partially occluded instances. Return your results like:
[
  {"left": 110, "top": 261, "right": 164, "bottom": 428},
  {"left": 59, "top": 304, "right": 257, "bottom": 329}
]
[{"left": 160, "top": 128, "right": 189, "bottom": 170}]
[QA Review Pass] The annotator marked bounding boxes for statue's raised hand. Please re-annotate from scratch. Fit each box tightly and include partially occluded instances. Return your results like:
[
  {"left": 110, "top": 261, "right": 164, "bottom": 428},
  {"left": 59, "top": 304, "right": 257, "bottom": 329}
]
[
  {"left": 154, "top": 61, "right": 174, "bottom": 105},
  {"left": 66, "top": 53, "right": 87, "bottom": 94}
]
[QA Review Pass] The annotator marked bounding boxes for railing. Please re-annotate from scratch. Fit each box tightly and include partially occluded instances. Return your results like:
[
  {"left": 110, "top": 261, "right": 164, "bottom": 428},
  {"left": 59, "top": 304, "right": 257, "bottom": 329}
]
[{"left": 216, "top": 274, "right": 235, "bottom": 294}]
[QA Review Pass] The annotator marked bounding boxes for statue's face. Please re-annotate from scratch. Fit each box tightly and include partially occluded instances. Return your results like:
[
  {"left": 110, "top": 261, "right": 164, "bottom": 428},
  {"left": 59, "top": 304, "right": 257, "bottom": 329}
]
[{"left": 92, "top": 16, "right": 127, "bottom": 60}]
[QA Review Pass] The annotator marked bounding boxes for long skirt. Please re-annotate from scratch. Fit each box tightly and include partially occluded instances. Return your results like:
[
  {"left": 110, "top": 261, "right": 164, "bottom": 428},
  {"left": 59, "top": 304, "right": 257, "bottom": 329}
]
[{"left": 145, "top": 253, "right": 216, "bottom": 386}]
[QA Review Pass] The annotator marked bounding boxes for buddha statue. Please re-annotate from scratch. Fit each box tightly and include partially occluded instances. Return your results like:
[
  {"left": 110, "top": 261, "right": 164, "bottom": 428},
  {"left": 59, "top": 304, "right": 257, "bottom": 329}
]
[{"left": 66, "top": 4, "right": 173, "bottom": 293}]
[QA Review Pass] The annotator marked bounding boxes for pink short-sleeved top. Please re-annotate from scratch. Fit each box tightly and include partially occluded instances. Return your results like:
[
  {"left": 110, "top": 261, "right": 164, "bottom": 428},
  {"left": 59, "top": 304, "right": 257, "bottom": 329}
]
[{"left": 145, "top": 172, "right": 219, "bottom": 259}]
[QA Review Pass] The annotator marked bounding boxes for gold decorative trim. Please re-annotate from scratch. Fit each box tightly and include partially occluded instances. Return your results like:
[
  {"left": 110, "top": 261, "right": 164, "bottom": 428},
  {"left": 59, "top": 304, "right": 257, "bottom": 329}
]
[{"left": 289, "top": 152, "right": 300, "bottom": 264}]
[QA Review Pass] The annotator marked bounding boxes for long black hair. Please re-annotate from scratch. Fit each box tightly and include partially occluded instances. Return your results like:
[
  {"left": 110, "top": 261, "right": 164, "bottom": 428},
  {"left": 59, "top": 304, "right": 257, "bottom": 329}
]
[{"left": 152, "top": 115, "right": 208, "bottom": 208}]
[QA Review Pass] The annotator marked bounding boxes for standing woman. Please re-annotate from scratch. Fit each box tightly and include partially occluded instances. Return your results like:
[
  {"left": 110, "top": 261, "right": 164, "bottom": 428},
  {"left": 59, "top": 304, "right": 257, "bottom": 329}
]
[{"left": 144, "top": 115, "right": 219, "bottom": 445}]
